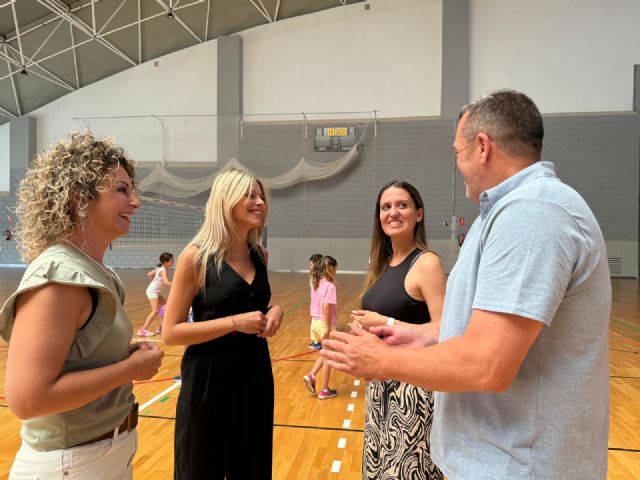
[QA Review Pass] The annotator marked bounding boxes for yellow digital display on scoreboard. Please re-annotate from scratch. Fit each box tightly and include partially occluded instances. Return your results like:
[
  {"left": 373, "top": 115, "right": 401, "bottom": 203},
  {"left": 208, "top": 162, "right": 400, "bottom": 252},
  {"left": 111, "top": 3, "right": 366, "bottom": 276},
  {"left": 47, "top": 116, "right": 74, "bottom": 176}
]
[{"left": 328, "top": 127, "right": 348, "bottom": 137}]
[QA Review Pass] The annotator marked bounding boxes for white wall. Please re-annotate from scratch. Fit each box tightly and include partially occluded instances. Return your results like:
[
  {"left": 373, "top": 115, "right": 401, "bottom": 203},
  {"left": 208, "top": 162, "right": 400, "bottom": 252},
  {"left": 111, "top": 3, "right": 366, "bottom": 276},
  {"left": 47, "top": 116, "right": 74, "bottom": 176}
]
[
  {"left": 469, "top": 0, "right": 640, "bottom": 113},
  {"left": 30, "top": 0, "right": 640, "bottom": 162},
  {"left": 242, "top": 0, "right": 442, "bottom": 118},
  {"left": 32, "top": 0, "right": 441, "bottom": 161},
  {"left": 33, "top": 41, "right": 218, "bottom": 162},
  {"left": 0, "top": 123, "right": 9, "bottom": 192}
]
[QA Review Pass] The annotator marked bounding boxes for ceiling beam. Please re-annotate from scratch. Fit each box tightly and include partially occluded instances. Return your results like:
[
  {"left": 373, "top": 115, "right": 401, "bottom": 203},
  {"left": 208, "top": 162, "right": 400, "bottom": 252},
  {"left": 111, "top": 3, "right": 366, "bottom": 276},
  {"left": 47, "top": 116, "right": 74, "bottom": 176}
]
[
  {"left": 137, "top": 0, "right": 142, "bottom": 64},
  {"left": 204, "top": 0, "right": 211, "bottom": 41},
  {"left": 2, "top": 41, "right": 21, "bottom": 116},
  {"left": 6, "top": 1, "right": 101, "bottom": 43},
  {"left": 1, "top": 41, "right": 76, "bottom": 91},
  {"left": 249, "top": 0, "right": 273, "bottom": 23},
  {"left": 26, "top": 18, "right": 65, "bottom": 68},
  {"left": 10, "top": 0, "right": 26, "bottom": 70},
  {"left": 69, "top": 22, "right": 80, "bottom": 89},
  {"left": 154, "top": 0, "right": 204, "bottom": 44},
  {"left": 0, "top": 103, "right": 17, "bottom": 118},
  {"left": 90, "top": 0, "right": 97, "bottom": 37},
  {"left": 97, "top": 0, "right": 127, "bottom": 36},
  {"left": 37, "top": 0, "right": 137, "bottom": 66}
]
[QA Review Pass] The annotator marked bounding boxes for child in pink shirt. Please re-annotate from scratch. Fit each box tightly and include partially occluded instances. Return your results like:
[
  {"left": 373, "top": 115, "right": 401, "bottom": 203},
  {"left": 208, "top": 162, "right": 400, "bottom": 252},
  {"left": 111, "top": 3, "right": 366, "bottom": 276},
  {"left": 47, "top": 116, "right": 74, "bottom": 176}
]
[
  {"left": 304, "top": 256, "right": 338, "bottom": 399},
  {"left": 308, "top": 253, "right": 323, "bottom": 349}
]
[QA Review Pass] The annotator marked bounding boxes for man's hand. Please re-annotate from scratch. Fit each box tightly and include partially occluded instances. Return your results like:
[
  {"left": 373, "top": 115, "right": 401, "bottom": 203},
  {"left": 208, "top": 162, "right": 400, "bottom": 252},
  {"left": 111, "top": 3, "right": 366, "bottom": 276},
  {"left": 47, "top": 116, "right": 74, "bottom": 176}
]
[{"left": 320, "top": 326, "right": 389, "bottom": 380}]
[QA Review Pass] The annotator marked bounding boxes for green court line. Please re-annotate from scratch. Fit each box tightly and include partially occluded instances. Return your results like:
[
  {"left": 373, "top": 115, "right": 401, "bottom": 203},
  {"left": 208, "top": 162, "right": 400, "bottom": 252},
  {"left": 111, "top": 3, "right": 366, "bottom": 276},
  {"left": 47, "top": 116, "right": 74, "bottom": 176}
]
[{"left": 159, "top": 396, "right": 171, "bottom": 403}]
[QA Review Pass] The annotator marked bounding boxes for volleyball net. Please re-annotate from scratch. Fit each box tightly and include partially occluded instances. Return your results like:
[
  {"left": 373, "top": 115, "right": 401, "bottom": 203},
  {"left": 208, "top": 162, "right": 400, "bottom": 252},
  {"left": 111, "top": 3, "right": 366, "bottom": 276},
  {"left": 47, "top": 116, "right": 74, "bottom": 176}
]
[{"left": 114, "top": 196, "right": 204, "bottom": 249}]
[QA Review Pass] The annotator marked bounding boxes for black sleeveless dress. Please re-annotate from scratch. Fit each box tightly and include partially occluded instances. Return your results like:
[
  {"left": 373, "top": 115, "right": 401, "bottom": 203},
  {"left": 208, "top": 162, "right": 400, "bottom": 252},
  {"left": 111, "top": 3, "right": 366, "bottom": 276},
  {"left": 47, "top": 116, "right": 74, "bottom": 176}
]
[
  {"left": 361, "top": 248, "right": 443, "bottom": 480},
  {"left": 174, "top": 248, "right": 274, "bottom": 480}
]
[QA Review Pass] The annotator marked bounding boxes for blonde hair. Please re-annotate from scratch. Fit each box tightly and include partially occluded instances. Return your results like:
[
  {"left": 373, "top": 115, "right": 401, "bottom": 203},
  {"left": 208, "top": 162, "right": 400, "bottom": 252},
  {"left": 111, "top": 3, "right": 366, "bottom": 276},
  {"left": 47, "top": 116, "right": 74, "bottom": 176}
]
[
  {"left": 187, "top": 168, "right": 268, "bottom": 289},
  {"left": 14, "top": 131, "right": 136, "bottom": 263}
]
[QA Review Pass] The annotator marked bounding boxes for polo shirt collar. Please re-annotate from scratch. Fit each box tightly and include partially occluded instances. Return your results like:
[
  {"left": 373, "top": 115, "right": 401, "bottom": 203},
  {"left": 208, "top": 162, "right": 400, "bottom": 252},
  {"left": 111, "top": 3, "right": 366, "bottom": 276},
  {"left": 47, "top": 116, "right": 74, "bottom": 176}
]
[{"left": 479, "top": 161, "right": 556, "bottom": 218}]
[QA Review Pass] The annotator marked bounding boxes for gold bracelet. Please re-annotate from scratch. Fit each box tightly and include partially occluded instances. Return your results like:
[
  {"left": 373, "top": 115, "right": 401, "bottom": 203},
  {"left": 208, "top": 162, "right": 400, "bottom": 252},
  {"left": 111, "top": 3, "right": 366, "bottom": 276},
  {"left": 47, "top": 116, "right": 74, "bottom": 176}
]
[{"left": 231, "top": 315, "right": 237, "bottom": 331}]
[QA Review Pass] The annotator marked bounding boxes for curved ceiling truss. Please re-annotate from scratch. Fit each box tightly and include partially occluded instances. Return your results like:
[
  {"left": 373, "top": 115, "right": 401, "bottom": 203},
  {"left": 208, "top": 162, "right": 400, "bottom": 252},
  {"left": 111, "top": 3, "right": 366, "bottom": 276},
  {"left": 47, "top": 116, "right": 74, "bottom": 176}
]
[{"left": 0, "top": 0, "right": 362, "bottom": 123}]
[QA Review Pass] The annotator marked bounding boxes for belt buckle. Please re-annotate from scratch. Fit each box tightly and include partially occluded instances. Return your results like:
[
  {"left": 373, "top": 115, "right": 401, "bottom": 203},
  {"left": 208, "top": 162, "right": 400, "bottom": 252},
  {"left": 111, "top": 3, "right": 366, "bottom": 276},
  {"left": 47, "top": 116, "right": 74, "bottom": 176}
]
[{"left": 117, "top": 402, "right": 138, "bottom": 439}]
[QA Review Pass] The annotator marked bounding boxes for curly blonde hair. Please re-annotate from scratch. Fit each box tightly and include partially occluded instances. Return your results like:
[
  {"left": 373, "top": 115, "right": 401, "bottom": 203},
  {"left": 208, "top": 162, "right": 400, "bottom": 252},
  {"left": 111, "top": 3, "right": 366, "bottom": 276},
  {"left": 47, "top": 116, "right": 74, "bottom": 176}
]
[{"left": 14, "top": 131, "right": 136, "bottom": 263}]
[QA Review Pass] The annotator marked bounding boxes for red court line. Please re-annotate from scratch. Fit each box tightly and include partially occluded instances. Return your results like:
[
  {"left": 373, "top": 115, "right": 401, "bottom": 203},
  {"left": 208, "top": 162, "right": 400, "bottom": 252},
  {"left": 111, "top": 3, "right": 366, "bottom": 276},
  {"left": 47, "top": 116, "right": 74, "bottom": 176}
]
[
  {"left": 0, "top": 350, "right": 318, "bottom": 400},
  {"left": 271, "top": 349, "right": 318, "bottom": 363}
]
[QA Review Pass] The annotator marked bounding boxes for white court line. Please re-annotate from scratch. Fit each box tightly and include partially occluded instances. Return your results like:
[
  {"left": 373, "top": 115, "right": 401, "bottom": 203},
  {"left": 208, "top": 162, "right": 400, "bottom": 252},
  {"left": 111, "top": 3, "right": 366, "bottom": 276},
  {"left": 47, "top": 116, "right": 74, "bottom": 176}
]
[
  {"left": 331, "top": 460, "right": 342, "bottom": 473},
  {"left": 138, "top": 381, "right": 180, "bottom": 411},
  {"left": 353, "top": 379, "right": 361, "bottom": 386},
  {"left": 342, "top": 419, "right": 351, "bottom": 429},
  {"left": 337, "top": 438, "right": 347, "bottom": 449},
  {"left": 351, "top": 391, "right": 358, "bottom": 398},
  {"left": 347, "top": 403, "right": 355, "bottom": 412}
]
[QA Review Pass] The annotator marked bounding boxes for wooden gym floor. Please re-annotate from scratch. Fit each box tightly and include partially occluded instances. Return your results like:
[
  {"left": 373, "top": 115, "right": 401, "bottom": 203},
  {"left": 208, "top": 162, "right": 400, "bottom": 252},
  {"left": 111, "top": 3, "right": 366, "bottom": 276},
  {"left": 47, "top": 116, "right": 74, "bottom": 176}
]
[{"left": 0, "top": 268, "right": 638, "bottom": 479}]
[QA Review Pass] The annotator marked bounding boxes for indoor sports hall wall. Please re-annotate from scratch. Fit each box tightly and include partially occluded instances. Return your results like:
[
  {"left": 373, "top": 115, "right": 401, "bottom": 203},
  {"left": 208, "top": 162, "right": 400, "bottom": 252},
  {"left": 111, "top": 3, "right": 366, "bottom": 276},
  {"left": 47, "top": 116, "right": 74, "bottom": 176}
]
[{"left": 1, "top": 0, "right": 639, "bottom": 275}]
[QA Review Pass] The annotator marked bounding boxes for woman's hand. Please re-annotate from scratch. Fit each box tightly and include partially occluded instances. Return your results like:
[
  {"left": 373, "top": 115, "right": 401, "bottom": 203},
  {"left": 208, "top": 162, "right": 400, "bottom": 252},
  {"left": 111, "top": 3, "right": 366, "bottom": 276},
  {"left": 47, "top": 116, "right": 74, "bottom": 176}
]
[
  {"left": 127, "top": 344, "right": 164, "bottom": 381},
  {"left": 260, "top": 306, "right": 284, "bottom": 337},
  {"left": 234, "top": 310, "right": 268, "bottom": 335},
  {"left": 350, "top": 310, "right": 387, "bottom": 330}
]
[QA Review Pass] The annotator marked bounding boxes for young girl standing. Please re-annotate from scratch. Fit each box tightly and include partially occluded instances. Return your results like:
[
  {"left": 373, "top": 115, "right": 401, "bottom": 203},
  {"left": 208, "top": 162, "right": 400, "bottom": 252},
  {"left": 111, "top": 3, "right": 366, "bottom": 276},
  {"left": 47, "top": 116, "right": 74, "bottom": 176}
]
[
  {"left": 138, "top": 252, "right": 173, "bottom": 337},
  {"left": 308, "top": 253, "right": 323, "bottom": 349},
  {"left": 304, "top": 255, "right": 338, "bottom": 399}
]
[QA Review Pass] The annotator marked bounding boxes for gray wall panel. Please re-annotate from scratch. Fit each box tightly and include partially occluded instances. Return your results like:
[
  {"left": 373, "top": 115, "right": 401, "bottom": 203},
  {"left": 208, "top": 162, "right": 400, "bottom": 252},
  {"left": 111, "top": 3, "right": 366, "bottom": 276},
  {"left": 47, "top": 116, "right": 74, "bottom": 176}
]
[
  {"left": 4, "top": 114, "right": 639, "bottom": 276},
  {"left": 544, "top": 114, "right": 640, "bottom": 241}
]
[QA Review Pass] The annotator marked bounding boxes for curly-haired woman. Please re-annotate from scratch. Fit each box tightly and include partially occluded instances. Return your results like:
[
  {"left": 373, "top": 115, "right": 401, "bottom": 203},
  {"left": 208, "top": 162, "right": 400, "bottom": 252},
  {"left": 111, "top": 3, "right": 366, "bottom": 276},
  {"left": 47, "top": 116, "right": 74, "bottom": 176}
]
[{"left": 0, "top": 131, "right": 163, "bottom": 479}]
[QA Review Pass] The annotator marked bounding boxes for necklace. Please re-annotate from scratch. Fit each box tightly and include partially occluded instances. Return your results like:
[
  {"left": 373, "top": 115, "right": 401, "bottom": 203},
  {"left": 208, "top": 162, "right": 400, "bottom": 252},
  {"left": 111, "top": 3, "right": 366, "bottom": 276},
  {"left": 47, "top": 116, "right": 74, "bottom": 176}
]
[
  {"left": 227, "top": 250, "right": 249, "bottom": 258},
  {"left": 62, "top": 239, "right": 114, "bottom": 280},
  {"left": 225, "top": 250, "right": 248, "bottom": 279}
]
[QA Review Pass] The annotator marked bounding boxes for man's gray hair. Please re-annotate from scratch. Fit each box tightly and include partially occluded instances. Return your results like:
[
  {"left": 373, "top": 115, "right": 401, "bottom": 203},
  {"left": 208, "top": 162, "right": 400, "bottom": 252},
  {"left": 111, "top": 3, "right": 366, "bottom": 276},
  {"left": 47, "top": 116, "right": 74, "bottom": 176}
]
[{"left": 459, "top": 89, "right": 544, "bottom": 160}]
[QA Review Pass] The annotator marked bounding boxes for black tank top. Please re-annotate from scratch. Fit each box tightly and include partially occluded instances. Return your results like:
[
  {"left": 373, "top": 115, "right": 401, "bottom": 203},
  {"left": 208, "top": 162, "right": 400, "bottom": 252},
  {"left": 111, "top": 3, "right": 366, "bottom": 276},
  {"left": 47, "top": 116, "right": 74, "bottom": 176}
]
[{"left": 361, "top": 248, "right": 431, "bottom": 325}]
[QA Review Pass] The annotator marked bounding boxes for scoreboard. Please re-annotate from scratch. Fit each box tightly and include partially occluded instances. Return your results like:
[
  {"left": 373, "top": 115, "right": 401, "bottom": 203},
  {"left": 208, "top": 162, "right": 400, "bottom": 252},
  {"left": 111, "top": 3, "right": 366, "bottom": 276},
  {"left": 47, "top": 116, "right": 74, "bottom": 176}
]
[{"left": 314, "top": 126, "right": 357, "bottom": 152}]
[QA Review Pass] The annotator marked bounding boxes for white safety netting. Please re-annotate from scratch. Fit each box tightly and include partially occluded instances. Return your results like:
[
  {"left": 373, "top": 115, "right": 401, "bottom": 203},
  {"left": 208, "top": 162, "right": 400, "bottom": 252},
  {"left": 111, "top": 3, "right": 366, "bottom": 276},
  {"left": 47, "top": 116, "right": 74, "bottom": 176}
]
[{"left": 139, "top": 141, "right": 362, "bottom": 198}]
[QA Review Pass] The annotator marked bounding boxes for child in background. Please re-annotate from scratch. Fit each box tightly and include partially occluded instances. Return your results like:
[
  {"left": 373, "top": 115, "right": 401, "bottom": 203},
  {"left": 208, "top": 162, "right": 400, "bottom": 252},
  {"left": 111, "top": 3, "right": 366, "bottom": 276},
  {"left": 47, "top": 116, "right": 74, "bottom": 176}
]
[
  {"left": 138, "top": 252, "right": 174, "bottom": 337},
  {"left": 308, "top": 253, "right": 323, "bottom": 349},
  {"left": 304, "top": 255, "right": 338, "bottom": 399}
]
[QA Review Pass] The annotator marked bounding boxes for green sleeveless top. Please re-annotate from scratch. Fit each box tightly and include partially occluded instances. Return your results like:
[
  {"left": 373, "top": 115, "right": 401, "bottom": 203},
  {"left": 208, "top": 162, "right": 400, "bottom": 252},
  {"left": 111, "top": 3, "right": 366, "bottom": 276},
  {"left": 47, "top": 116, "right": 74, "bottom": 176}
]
[{"left": 0, "top": 244, "right": 135, "bottom": 451}]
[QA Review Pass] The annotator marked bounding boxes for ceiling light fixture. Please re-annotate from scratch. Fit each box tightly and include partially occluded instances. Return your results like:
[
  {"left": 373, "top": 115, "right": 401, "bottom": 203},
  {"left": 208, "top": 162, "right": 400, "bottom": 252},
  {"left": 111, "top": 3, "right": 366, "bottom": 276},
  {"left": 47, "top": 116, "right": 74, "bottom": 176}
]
[
  {"left": 166, "top": 9, "right": 174, "bottom": 18},
  {"left": 20, "top": 66, "right": 27, "bottom": 75}
]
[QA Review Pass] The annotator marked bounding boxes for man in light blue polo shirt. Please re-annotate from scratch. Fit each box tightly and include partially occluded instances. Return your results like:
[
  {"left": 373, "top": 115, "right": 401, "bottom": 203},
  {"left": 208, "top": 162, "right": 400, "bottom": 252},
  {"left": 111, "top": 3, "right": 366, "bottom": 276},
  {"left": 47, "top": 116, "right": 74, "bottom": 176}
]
[{"left": 322, "top": 90, "right": 611, "bottom": 479}]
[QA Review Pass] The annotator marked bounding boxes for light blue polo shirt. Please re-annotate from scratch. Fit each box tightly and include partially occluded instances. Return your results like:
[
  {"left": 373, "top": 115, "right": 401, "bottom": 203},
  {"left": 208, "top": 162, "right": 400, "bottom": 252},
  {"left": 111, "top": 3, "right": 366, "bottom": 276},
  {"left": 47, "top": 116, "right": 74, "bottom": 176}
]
[{"left": 431, "top": 161, "right": 611, "bottom": 479}]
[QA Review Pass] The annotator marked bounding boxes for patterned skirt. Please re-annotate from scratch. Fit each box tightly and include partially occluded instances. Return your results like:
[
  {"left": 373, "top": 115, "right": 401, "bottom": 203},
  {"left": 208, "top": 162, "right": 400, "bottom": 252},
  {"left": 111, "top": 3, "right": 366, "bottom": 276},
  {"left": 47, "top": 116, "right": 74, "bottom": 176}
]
[{"left": 363, "top": 380, "right": 443, "bottom": 480}]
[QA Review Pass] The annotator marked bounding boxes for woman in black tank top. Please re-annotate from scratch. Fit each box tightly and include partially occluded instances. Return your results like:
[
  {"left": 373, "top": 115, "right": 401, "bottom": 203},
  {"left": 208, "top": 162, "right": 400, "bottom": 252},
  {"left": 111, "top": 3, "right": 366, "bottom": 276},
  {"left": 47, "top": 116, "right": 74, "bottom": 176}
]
[
  {"left": 353, "top": 181, "right": 446, "bottom": 480},
  {"left": 163, "top": 169, "right": 285, "bottom": 480}
]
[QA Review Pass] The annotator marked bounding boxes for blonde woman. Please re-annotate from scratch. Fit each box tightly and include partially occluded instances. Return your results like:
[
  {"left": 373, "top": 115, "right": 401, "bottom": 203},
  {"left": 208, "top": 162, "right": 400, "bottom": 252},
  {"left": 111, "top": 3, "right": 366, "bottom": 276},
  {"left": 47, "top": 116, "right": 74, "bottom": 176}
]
[
  {"left": 163, "top": 168, "right": 284, "bottom": 480},
  {"left": 0, "top": 132, "right": 163, "bottom": 479},
  {"left": 351, "top": 180, "right": 445, "bottom": 480}
]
